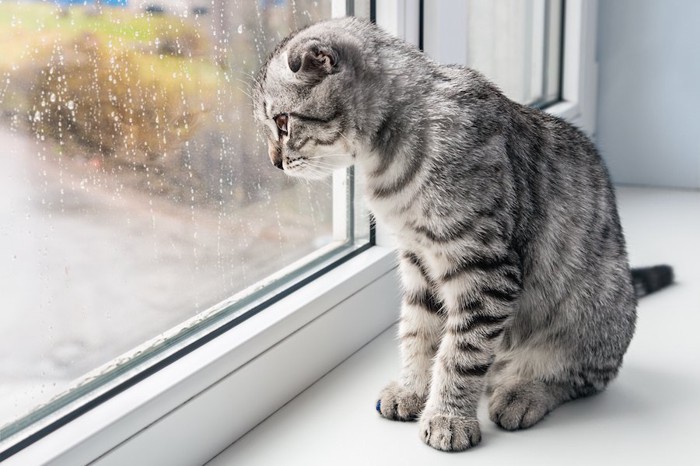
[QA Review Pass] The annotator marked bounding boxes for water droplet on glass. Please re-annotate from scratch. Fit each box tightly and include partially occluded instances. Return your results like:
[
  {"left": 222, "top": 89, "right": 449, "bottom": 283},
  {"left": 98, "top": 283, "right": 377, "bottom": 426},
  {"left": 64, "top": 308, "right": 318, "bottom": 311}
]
[{"left": 237, "top": 24, "right": 244, "bottom": 34}]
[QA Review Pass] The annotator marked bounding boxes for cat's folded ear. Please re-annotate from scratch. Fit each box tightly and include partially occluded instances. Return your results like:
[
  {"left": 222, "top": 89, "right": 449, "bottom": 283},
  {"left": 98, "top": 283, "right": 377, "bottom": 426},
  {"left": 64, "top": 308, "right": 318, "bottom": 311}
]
[{"left": 287, "top": 39, "right": 339, "bottom": 81}]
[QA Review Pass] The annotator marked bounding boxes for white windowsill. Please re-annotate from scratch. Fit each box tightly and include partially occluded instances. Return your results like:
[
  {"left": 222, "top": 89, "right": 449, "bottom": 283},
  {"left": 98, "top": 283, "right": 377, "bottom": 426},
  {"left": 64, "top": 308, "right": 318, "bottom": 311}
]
[{"left": 208, "top": 186, "right": 700, "bottom": 466}]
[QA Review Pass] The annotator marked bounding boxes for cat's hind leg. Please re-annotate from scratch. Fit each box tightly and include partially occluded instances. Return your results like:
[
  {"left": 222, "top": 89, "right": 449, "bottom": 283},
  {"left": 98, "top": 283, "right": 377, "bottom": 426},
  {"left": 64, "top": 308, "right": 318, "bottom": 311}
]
[
  {"left": 377, "top": 251, "right": 444, "bottom": 422},
  {"left": 487, "top": 378, "right": 570, "bottom": 430},
  {"left": 486, "top": 344, "right": 618, "bottom": 430}
]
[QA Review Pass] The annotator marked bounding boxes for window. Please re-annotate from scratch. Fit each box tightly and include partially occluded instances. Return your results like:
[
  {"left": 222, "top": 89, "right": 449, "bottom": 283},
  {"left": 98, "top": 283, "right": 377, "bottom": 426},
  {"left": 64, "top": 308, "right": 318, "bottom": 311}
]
[
  {"left": 0, "top": 0, "right": 371, "bottom": 459},
  {"left": 1, "top": 0, "right": 598, "bottom": 464},
  {"left": 464, "top": 0, "right": 563, "bottom": 107},
  {"left": 423, "top": 0, "right": 597, "bottom": 132},
  {"left": 423, "top": 0, "right": 563, "bottom": 107}
]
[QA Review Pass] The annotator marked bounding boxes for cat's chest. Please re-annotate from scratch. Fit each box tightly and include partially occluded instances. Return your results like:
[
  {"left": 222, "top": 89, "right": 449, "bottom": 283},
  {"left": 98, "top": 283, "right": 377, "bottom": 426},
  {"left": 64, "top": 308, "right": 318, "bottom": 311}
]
[
  {"left": 366, "top": 193, "right": 417, "bottom": 226},
  {"left": 368, "top": 195, "right": 469, "bottom": 280},
  {"left": 365, "top": 193, "right": 437, "bottom": 247},
  {"left": 364, "top": 186, "right": 489, "bottom": 274}
]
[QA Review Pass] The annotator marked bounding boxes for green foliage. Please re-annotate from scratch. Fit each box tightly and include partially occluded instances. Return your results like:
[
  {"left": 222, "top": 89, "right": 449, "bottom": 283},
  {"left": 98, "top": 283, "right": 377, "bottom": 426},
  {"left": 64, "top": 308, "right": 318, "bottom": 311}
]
[
  {"left": 0, "top": 3, "right": 200, "bottom": 67},
  {"left": 155, "top": 23, "right": 210, "bottom": 57},
  {"left": 30, "top": 33, "right": 201, "bottom": 168},
  {"left": 0, "top": 3, "right": 222, "bottom": 169}
]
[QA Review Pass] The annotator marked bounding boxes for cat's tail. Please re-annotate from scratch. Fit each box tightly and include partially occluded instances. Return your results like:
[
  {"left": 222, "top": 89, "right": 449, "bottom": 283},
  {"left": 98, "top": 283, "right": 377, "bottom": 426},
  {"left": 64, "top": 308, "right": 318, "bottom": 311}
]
[{"left": 631, "top": 265, "right": 674, "bottom": 298}]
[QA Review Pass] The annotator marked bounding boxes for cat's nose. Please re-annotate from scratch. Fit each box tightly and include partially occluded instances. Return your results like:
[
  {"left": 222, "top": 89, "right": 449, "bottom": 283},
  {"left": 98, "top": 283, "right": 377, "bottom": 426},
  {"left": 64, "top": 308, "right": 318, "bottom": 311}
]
[{"left": 268, "top": 142, "right": 284, "bottom": 170}]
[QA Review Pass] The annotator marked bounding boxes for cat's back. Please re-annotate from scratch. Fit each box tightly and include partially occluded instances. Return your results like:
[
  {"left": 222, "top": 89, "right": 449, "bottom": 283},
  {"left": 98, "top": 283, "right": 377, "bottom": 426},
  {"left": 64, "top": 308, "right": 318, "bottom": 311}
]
[
  {"left": 435, "top": 66, "right": 619, "bottom": 239},
  {"left": 429, "top": 64, "right": 635, "bottom": 323}
]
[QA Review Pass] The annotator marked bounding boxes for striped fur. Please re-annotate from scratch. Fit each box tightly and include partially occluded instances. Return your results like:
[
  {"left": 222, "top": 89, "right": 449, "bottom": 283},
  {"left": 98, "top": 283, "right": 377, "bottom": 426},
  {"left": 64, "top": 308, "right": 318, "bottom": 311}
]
[{"left": 254, "top": 18, "right": 673, "bottom": 452}]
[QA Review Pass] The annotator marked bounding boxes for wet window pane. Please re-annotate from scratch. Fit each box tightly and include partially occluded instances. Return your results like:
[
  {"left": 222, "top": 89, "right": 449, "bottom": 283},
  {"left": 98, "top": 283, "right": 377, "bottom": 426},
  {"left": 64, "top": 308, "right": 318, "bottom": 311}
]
[{"left": 0, "top": 0, "right": 365, "bottom": 444}]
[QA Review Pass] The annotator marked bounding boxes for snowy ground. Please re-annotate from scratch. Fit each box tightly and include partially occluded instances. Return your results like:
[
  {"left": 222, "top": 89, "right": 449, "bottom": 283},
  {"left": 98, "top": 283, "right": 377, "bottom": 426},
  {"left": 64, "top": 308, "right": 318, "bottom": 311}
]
[{"left": 0, "top": 124, "right": 333, "bottom": 426}]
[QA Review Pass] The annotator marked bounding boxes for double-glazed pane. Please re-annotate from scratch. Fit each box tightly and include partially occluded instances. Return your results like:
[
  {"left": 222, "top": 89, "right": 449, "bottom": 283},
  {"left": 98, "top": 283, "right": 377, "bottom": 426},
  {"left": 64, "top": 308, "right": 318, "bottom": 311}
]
[
  {"left": 0, "top": 0, "right": 364, "bottom": 446},
  {"left": 467, "top": 0, "right": 563, "bottom": 106}
]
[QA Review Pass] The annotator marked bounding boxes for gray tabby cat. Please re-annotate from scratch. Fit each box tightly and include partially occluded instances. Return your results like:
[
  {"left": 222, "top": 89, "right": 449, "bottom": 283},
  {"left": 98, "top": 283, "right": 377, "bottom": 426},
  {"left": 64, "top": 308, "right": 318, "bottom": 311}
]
[{"left": 253, "top": 17, "right": 673, "bottom": 451}]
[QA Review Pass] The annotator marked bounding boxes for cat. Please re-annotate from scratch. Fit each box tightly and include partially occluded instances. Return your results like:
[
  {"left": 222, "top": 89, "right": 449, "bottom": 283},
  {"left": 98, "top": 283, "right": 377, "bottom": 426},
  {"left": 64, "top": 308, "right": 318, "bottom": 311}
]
[{"left": 252, "top": 17, "right": 673, "bottom": 451}]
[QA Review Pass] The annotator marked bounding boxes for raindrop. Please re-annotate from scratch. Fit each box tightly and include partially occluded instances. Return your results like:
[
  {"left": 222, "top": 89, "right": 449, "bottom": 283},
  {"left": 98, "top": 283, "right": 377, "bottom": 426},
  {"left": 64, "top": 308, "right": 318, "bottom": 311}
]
[
  {"left": 49, "top": 93, "right": 56, "bottom": 103},
  {"left": 66, "top": 100, "right": 75, "bottom": 110},
  {"left": 237, "top": 24, "right": 244, "bottom": 34}
]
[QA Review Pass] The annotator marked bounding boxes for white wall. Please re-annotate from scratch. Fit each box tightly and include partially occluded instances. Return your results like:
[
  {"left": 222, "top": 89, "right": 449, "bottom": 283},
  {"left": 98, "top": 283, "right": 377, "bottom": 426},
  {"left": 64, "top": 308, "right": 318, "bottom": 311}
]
[{"left": 596, "top": 0, "right": 700, "bottom": 189}]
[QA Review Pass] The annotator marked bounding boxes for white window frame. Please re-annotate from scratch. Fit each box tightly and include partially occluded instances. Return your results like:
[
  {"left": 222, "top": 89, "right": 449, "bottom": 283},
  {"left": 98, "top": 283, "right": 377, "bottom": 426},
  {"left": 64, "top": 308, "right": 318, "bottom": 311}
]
[
  {"left": 544, "top": 0, "right": 598, "bottom": 135},
  {"left": 2, "top": 1, "right": 597, "bottom": 464},
  {"left": 423, "top": 0, "right": 598, "bottom": 135}
]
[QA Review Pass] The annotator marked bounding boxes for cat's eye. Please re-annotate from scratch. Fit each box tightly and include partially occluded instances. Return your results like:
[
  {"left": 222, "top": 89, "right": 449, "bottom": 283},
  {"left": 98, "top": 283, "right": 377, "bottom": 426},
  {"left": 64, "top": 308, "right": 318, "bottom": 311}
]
[{"left": 274, "top": 114, "right": 289, "bottom": 136}]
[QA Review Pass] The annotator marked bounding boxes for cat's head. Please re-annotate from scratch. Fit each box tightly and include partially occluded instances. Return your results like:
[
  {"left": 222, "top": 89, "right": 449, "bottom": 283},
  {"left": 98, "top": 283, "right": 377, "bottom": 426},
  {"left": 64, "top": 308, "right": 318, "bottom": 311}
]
[{"left": 253, "top": 18, "right": 375, "bottom": 179}]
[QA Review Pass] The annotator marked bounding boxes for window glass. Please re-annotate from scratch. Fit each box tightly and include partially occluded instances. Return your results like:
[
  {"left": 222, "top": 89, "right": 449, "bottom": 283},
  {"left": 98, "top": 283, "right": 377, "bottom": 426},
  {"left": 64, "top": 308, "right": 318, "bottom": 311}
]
[
  {"left": 0, "top": 0, "right": 365, "bottom": 445},
  {"left": 466, "top": 0, "right": 563, "bottom": 106}
]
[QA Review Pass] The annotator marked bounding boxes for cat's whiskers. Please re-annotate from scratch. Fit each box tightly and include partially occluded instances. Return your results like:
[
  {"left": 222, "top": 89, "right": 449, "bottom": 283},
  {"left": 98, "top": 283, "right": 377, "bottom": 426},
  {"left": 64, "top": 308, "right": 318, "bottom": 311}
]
[
  {"left": 235, "top": 77, "right": 255, "bottom": 89},
  {"left": 317, "top": 153, "right": 352, "bottom": 158},
  {"left": 308, "top": 160, "right": 346, "bottom": 171},
  {"left": 310, "top": 157, "right": 341, "bottom": 165},
  {"left": 236, "top": 86, "right": 254, "bottom": 100},
  {"left": 230, "top": 70, "right": 262, "bottom": 91},
  {"left": 227, "top": 67, "right": 257, "bottom": 79},
  {"left": 291, "top": 160, "right": 333, "bottom": 182},
  {"left": 305, "top": 160, "right": 337, "bottom": 172},
  {"left": 234, "top": 76, "right": 265, "bottom": 100},
  {"left": 305, "top": 161, "right": 346, "bottom": 181},
  {"left": 302, "top": 168, "right": 334, "bottom": 186}
]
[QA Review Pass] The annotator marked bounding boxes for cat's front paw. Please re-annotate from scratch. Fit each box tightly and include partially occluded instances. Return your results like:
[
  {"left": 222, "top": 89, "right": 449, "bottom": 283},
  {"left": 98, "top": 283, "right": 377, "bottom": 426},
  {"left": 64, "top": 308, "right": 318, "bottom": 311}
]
[
  {"left": 376, "top": 381, "right": 425, "bottom": 421},
  {"left": 419, "top": 412, "right": 481, "bottom": 452}
]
